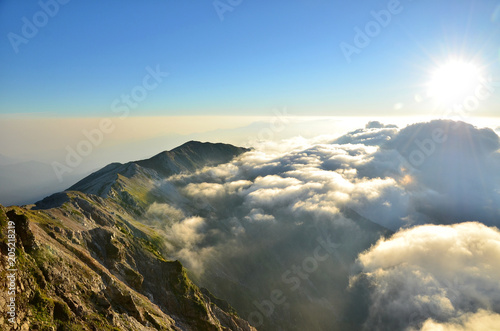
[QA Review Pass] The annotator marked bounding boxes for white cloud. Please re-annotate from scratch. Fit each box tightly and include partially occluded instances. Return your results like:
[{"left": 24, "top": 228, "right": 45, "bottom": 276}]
[
  {"left": 169, "top": 216, "right": 207, "bottom": 247},
  {"left": 244, "top": 208, "right": 276, "bottom": 223},
  {"left": 352, "top": 222, "right": 500, "bottom": 331},
  {"left": 160, "top": 120, "right": 500, "bottom": 234},
  {"left": 417, "top": 310, "right": 500, "bottom": 331},
  {"left": 183, "top": 182, "right": 226, "bottom": 199},
  {"left": 145, "top": 202, "right": 184, "bottom": 223}
]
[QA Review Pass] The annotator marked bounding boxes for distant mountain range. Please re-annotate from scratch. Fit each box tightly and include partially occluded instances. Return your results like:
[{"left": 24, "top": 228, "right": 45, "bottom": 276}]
[{"left": 0, "top": 140, "right": 390, "bottom": 330}]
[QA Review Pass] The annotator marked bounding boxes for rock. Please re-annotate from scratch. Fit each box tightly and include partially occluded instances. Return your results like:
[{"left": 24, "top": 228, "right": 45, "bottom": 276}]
[
  {"left": 53, "top": 300, "right": 71, "bottom": 322},
  {"left": 6, "top": 210, "right": 36, "bottom": 251}
]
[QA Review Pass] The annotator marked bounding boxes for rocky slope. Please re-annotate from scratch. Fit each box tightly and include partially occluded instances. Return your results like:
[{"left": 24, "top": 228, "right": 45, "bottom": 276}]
[{"left": 0, "top": 142, "right": 254, "bottom": 331}]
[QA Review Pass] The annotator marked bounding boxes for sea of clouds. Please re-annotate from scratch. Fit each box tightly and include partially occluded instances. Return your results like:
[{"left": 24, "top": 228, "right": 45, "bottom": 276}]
[{"left": 144, "top": 119, "right": 500, "bottom": 330}]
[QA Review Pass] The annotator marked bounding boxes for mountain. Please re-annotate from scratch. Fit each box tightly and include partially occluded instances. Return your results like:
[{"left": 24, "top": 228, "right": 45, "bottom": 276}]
[
  {"left": 0, "top": 140, "right": 391, "bottom": 331},
  {"left": 68, "top": 141, "right": 250, "bottom": 198},
  {"left": 0, "top": 142, "right": 254, "bottom": 330}
]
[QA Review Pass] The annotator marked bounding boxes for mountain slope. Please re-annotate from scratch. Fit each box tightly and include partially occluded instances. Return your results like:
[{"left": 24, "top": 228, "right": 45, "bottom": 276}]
[
  {"left": 0, "top": 142, "right": 255, "bottom": 330},
  {"left": 0, "top": 197, "right": 255, "bottom": 330}
]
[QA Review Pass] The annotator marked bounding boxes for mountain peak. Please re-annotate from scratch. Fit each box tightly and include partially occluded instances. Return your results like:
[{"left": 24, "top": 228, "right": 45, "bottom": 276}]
[
  {"left": 135, "top": 140, "right": 248, "bottom": 176},
  {"left": 167, "top": 140, "right": 247, "bottom": 155},
  {"left": 172, "top": 140, "right": 212, "bottom": 150},
  {"left": 66, "top": 141, "right": 249, "bottom": 198}
]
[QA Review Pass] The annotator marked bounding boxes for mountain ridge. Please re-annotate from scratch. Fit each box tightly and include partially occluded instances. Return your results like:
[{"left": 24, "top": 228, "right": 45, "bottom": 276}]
[
  {"left": 1, "top": 141, "right": 256, "bottom": 330},
  {"left": 66, "top": 141, "right": 249, "bottom": 199}
]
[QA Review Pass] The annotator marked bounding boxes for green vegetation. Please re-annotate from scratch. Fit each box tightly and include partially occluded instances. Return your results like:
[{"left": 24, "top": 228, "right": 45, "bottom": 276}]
[
  {"left": 0, "top": 206, "right": 6, "bottom": 227},
  {"left": 116, "top": 222, "right": 131, "bottom": 236},
  {"left": 70, "top": 209, "right": 83, "bottom": 217},
  {"left": 140, "top": 238, "right": 167, "bottom": 261},
  {"left": 30, "top": 289, "right": 55, "bottom": 325}
]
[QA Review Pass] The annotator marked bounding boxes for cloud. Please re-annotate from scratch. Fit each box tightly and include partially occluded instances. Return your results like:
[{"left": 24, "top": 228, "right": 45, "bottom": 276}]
[
  {"left": 183, "top": 182, "right": 226, "bottom": 199},
  {"left": 163, "top": 216, "right": 215, "bottom": 274},
  {"left": 333, "top": 125, "right": 398, "bottom": 146},
  {"left": 233, "top": 144, "right": 399, "bottom": 226},
  {"left": 352, "top": 222, "right": 500, "bottom": 331},
  {"left": 145, "top": 202, "right": 184, "bottom": 224},
  {"left": 417, "top": 310, "right": 500, "bottom": 331},
  {"left": 243, "top": 208, "right": 276, "bottom": 223},
  {"left": 159, "top": 120, "right": 500, "bottom": 235},
  {"left": 168, "top": 216, "right": 206, "bottom": 246},
  {"left": 139, "top": 119, "right": 500, "bottom": 330},
  {"left": 365, "top": 121, "right": 398, "bottom": 129},
  {"left": 149, "top": 129, "right": 405, "bottom": 282},
  {"left": 382, "top": 120, "right": 500, "bottom": 226}
]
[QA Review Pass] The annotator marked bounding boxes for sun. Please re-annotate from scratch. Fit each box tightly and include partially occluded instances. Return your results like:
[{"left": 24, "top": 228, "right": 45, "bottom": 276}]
[{"left": 426, "top": 60, "right": 482, "bottom": 107}]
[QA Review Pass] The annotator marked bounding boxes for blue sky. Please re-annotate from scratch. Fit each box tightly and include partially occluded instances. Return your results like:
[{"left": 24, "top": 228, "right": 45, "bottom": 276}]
[{"left": 0, "top": 0, "right": 499, "bottom": 117}]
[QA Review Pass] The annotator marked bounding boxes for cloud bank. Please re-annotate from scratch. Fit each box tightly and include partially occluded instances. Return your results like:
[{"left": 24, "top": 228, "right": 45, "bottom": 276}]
[
  {"left": 138, "top": 119, "right": 500, "bottom": 329},
  {"left": 353, "top": 222, "right": 500, "bottom": 331},
  {"left": 141, "top": 120, "right": 500, "bottom": 278},
  {"left": 417, "top": 310, "right": 500, "bottom": 331},
  {"left": 169, "top": 120, "right": 500, "bottom": 234}
]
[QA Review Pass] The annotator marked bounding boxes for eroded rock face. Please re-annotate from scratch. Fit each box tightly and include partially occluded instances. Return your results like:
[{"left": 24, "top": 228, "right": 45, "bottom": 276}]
[
  {"left": 6, "top": 210, "right": 36, "bottom": 252},
  {"left": 0, "top": 202, "right": 256, "bottom": 331}
]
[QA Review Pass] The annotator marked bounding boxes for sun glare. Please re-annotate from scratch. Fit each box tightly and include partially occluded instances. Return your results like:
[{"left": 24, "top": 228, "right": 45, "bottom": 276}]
[{"left": 426, "top": 60, "right": 482, "bottom": 107}]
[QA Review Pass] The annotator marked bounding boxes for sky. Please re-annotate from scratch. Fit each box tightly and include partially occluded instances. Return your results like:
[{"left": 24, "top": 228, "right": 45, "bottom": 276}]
[
  {"left": 1, "top": 0, "right": 500, "bottom": 118},
  {"left": 1, "top": 0, "right": 500, "bottom": 205}
]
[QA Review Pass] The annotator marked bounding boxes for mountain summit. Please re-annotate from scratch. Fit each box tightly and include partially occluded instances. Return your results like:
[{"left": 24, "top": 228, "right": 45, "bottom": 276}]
[{"left": 67, "top": 141, "right": 249, "bottom": 198}]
